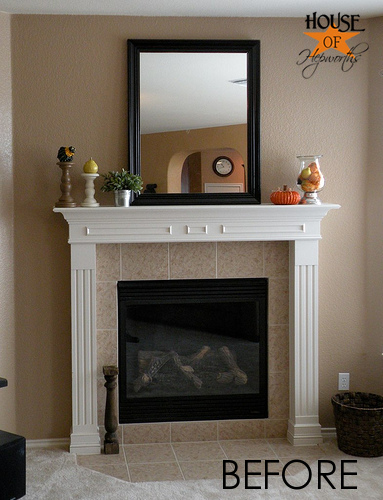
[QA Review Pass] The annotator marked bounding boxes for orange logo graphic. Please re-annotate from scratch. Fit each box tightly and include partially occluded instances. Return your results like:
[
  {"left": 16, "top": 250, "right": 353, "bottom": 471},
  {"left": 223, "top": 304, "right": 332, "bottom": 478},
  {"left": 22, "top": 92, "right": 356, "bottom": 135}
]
[{"left": 304, "top": 26, "right": 360, "bottom": 58}]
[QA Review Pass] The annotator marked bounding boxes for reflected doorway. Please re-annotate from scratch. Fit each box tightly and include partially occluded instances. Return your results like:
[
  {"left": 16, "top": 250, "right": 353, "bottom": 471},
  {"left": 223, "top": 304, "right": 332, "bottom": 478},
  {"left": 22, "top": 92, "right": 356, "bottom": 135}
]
[{"left": 169, "top": 148, "right": 246, "bottom": 194}]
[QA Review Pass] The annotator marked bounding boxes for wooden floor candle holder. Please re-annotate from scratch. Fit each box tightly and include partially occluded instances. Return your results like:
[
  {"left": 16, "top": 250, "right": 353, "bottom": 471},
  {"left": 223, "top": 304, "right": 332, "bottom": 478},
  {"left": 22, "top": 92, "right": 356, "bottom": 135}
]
[
  {"left": 103, "top": 366, "right": 119, "bottom": 454},
  {"left": 55, "top": 162, "right": 76, "bottom": 208}
]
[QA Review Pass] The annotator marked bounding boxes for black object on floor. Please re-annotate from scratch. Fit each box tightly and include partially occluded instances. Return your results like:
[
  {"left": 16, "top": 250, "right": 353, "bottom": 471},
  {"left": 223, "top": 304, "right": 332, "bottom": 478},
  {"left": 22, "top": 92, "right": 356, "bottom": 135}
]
[{"left": 0, "top": 430, "right": 26, "bottom": 499}]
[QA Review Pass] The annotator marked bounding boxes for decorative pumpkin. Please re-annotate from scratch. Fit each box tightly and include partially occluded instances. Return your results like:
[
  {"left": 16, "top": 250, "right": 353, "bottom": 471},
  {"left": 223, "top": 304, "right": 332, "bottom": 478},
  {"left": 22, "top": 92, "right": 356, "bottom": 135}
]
[{"left": 270, "top": 185, "right": 301, "bottom": 205}]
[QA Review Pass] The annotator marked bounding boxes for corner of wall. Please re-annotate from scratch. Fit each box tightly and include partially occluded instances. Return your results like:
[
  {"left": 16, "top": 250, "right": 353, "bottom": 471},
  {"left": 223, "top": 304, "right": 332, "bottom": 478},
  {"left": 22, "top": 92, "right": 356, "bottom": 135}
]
[{"left": 0, "top": 11, "right": 16, "bottom": 431}]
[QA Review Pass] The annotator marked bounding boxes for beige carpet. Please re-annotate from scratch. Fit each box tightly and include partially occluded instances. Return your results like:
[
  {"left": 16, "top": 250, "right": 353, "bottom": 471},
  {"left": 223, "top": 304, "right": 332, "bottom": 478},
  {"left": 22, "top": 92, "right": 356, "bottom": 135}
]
[{"left": 25, "top": 447, "right": 383, "bottom": 499}]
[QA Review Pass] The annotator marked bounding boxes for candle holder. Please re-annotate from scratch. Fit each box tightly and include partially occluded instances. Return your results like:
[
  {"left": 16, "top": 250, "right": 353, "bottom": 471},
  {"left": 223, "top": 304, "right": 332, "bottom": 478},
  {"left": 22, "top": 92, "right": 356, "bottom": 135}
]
[
  {"left": 55, "top": 161, "right": 76, "bottom": 208},
  {"left": 81, "top": 173, "right": 99, "bottom": 207},
  {"left": 103, "top": 366, "right": 119, "bottom": 455}
]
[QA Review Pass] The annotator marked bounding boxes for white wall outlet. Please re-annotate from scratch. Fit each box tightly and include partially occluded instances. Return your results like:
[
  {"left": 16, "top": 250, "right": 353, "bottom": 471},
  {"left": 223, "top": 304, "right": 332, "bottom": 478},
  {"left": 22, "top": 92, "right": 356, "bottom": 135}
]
[{"left": 338, "top": 373, "right": 350, "bottom": 390}]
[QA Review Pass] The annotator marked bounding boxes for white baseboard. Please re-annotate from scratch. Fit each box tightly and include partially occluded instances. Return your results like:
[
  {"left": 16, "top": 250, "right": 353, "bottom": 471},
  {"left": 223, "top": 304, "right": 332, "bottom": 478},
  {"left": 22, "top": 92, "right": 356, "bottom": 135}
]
[
  {"left": 25, "top": 428, "right": 336, "bottom": 451},
  {"left": 321, "top": 427, "right": 337, "bottom": 439},
  {"left": 26, "top": 438, "right": 70, "bottom": 450}
]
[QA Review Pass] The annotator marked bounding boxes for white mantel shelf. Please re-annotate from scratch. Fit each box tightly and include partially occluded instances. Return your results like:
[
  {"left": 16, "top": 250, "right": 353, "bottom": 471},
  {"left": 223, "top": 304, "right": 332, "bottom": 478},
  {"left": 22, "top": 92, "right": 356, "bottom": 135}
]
[
  {"left": 54, "top": 203, "right": 340, "bottom": 454},
  {"left": 54, "top": 203, "right": 340, "bottom": 244}
]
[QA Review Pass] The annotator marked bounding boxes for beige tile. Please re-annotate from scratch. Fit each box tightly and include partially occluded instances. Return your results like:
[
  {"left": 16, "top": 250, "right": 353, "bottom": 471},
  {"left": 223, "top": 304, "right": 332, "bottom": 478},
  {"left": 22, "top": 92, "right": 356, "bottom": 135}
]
[
  {"left": 171, "top": 421, "right": 217, "bottom": 442},
  {"left": 263, "top": 241, "right": 289, "bottom": 278},
  {"left": 97, "top": 330, "right": 117, "bottom": 378},
  {"left": 96, "top": 282, "right": 117, "bottom": 330},
  {"left": 268, "top": 438, "right": 325, "bottom": 458},
  {"left": 217, "top": 241, "right": 264, "bottom": 278},
  {"left": 319, "top": 438, "right": 354, "bottom": 458},
  {"left": 123, "top": 443, "right": 176, "bottom": 464},
  {"left": 218, "top": 419, "right": 265, "bottom": 440},
  {"left": 169, "top": 242, "right": 216, "bottom": 279},
  {"left": 224, "top": 457, "right": 284, "bottom": 479},
  {"left": 96, "top": 244, "right": 121, "bottom": 282},
  {"left": 172, "top": 441, "right": 225, "bottom": 461},
  {"left": 129, "top": 462, "right": 183, "bottom": 482},
  {"left": 179, "top": 460, "right": 224, "bottom": 480},
  {"left": 268, "top": 278, "right": 289, "bottom": 325},
  {"left": 88, "top": 464, "right": 130, "bottom": 481},
  {"left": 121, "top": 243, "right": 168, "bottom": 280},
  {"left": 220, "top": 439, "right": 275, "bottom": 459},
  {"left": 76, "top": 452, "right": 125, "bottom": 467},
  {"left": 279, "top": 455, "right": 327, "bottom": 476},
  {"left": 268, "top": 325, "right": 289, "bottom": 374},
  {"left": 265, "top": 419, "right": 288, "bottom": 439},
  {"left": 123, "top": 423, "right": 170, "bottom": 444},
  {"left": 268, "top": 372, "right": 289, "bottom": 419}
]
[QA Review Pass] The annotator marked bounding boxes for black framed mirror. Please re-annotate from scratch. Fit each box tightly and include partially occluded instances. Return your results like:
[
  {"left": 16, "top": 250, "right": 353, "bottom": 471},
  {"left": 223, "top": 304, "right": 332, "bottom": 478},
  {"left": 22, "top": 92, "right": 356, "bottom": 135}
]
[{"left": 128, "top": 39, "right": 260, "bottom": 205}]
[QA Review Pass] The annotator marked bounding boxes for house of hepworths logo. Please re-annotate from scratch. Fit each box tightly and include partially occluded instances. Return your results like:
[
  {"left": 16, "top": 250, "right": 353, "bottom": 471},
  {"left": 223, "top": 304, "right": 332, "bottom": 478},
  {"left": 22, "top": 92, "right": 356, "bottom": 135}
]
[{"left": 297, "top": 12, "right": 369, "bottom": 78}]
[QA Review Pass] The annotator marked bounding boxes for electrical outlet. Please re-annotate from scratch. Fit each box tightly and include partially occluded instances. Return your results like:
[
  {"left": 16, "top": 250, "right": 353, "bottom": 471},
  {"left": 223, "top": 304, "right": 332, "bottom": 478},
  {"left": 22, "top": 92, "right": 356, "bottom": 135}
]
[{"left": 338, "top": 373, "right": 350, "bottom": 390}]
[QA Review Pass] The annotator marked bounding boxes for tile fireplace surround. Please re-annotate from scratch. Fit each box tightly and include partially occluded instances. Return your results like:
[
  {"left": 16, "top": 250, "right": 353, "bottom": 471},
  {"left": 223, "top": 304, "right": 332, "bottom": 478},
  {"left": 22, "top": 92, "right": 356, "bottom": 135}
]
[{"left": 54, "top": 203, "right": 339, "bottom": 454}]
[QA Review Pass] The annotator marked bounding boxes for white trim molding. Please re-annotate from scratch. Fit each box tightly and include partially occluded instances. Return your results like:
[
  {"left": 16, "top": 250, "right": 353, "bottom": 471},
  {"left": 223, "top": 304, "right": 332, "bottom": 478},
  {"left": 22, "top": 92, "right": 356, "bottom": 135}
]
[
  {"left": 26, "top": 438, "right": 70, "bottom": 450},
  {"left": 54, "top": 203, "right": 340, "bottom": 453}
]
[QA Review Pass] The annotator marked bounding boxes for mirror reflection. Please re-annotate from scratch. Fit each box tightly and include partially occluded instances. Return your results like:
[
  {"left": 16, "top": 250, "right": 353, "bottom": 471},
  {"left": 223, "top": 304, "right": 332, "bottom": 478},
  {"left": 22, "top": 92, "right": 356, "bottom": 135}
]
[
  {"left": 128, "top": 40, "right": 260, "bottom": 205},
  {"left": 140, "top": 52, "right": 247, "bottom": 194}
]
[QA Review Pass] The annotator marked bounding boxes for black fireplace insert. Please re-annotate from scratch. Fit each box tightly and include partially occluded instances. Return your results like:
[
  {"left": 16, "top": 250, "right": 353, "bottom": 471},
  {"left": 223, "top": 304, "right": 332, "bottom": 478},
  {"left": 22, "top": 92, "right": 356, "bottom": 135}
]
[{"left": 118, "top": 278, "right": 268, "bottom": 423}]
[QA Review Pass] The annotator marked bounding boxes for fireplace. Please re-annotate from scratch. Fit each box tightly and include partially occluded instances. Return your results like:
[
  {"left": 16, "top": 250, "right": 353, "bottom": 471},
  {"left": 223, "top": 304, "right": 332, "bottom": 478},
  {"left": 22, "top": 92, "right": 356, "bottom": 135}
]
[
  {"left": 54, "top": 203, "right": 340, "bottom": 453},
  {"left": 118, "top": 278, "right": 268, "bottom": 423}
]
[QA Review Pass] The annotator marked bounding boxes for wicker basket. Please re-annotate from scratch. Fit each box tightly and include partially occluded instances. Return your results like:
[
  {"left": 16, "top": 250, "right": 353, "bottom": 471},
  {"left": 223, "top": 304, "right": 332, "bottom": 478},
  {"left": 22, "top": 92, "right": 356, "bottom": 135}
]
[{"left": 332, "top": 392, "right": 383, "bottom": 457}]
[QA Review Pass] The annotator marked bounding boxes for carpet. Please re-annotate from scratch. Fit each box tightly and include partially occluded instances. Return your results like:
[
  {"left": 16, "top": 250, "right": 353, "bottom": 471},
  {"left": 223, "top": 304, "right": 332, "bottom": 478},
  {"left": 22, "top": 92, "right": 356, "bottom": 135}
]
[{"left": 25, "top": 448, "right": 383, "bottom": 499}]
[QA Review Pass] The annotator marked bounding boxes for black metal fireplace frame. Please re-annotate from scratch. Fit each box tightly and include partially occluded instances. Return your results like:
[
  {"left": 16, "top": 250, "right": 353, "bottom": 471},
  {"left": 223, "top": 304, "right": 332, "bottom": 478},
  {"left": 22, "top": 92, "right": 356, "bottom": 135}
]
[{"left": 118, "top": 278, "right": 268, "bottom": 423}]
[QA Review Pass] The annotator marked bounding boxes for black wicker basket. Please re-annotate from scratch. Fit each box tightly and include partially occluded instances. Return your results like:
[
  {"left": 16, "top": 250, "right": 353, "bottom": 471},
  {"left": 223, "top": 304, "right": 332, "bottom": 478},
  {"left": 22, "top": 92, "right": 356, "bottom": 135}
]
[{"left": 332, "top": 392, "right": 383, "bottom": 457}]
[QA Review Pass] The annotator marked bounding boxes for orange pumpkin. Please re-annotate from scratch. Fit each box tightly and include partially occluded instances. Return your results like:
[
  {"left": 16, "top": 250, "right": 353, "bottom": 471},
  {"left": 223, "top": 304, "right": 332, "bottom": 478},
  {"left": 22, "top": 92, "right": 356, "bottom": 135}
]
[{"left": 270, "top": 185, "right": 301, "bottom": 205}]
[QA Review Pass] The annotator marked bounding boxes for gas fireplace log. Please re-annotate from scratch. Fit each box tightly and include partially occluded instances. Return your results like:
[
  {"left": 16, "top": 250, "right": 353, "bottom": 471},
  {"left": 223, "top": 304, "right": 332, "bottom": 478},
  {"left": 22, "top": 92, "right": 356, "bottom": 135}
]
[
  {"left": 133, "top": 352, "right": 173, "bottom": 393},
  {"left": 134, "top": 349, "right": 205, "bottom": 392},
  {"left": 216, "top": 371, "right": 234, "bottom": 384},
  {"left": 218, "top": 346, "right": 248, "bottom": 385},
  {"left": 138, "top": 346, "right": 211, "bottom": 373},
  {"left": 138, "top": 350, "right": 168, "bottom": 374},
  {"left": 189, "top": 346, "right": 211, "bottom": 367},
  {"left": 170, "top": 351, "right": 203, "bottom": 389},
  {"left": 134, "top": 346, "right": 247, "bottom": 392}
]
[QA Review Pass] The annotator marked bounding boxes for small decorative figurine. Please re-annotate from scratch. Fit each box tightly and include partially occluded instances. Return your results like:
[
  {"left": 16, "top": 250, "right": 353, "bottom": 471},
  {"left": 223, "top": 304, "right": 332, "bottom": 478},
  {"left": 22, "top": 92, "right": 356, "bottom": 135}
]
[
  {"left": 55, "top": 146, "right": 76, "bottom": 208},
  {"left": 57, "top": 146, "right": 76, "bottom": 163}
]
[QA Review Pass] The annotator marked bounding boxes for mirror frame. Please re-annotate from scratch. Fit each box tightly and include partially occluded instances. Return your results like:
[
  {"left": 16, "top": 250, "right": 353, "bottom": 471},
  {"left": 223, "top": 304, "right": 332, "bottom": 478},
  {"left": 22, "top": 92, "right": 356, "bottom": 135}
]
[{"left": 128, "top": 39, "right": 261, "bottom": 205}]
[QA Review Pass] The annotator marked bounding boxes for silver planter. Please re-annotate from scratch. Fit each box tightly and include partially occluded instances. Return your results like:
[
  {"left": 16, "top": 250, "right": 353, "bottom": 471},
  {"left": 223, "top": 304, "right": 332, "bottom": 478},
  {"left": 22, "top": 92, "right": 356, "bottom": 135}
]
[{"left": 114, "top": 190, "right": 131, "bottom": 207}]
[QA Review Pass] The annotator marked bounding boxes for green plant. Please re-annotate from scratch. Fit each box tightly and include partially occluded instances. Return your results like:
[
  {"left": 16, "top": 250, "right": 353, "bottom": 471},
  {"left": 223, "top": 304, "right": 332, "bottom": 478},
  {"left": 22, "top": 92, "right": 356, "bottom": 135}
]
[{"left": 101, "top": 169, "right": 143, "bottom": 193}]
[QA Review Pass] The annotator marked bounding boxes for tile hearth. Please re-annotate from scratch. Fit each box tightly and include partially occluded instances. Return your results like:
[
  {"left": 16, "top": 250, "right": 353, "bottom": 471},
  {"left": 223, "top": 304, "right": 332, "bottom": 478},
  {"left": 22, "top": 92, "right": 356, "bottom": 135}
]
[{"left": 76, "top": 438, "right": 352, "bottom": 483}]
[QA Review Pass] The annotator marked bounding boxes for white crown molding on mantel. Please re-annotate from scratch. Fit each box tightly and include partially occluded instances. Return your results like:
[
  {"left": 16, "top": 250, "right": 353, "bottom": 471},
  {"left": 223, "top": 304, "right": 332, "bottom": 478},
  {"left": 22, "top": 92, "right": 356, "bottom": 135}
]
[{"left": 54, "top": 203, "right": 340, "bottom": 454}]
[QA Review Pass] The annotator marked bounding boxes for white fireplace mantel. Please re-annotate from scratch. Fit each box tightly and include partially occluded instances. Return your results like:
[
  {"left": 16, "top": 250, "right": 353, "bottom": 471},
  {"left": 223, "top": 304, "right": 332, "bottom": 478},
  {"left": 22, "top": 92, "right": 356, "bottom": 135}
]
[{"left": 54, "top": 203, "right": 340, "bottom": 454}]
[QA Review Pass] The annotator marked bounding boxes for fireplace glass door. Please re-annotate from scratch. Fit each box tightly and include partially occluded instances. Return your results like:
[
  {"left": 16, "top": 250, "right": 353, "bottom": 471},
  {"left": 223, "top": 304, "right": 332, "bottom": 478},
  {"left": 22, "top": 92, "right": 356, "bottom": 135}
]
[{"left": 118, "top": 278, "right": 268, "bottom": 423}]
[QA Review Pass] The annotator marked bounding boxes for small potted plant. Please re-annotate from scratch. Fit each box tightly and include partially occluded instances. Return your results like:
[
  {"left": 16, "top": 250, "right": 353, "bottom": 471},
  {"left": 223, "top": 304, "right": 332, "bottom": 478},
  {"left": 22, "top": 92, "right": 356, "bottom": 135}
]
[{"left": 101, "top": 169, "right": 143, "bottom": 207}]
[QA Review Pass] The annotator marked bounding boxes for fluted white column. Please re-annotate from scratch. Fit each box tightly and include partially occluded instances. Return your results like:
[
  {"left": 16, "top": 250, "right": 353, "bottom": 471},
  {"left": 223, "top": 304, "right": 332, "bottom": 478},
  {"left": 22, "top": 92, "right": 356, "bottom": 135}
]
[
  {"left": 288, "top": 239, "right": 322, "bottom": 445},
  {"left": 69, "top": 243, "right": 100, "bottom": 454}
]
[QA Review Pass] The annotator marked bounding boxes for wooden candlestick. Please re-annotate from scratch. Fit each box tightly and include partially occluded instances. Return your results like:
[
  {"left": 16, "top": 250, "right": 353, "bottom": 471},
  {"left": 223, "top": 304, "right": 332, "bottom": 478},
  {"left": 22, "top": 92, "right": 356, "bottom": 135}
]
[
  {"left": 55, "top": 161, "right": 76, "bottom": 208},
  {"left": 103, "top": 365, "right": 119, "bottom": 454}
]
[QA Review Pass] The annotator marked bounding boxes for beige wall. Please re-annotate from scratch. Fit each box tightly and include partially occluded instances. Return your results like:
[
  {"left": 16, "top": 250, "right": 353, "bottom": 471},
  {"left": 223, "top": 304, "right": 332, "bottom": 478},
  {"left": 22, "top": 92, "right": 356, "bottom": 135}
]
[
  {"left": 0, "top": 13, "right": 16, "bottom": 432},
  {"left": 366, "top": 17, "right": 383, "bottom": 392},
  {"left": 4, "top": 14, "right": 380, "bottom": 439}
]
